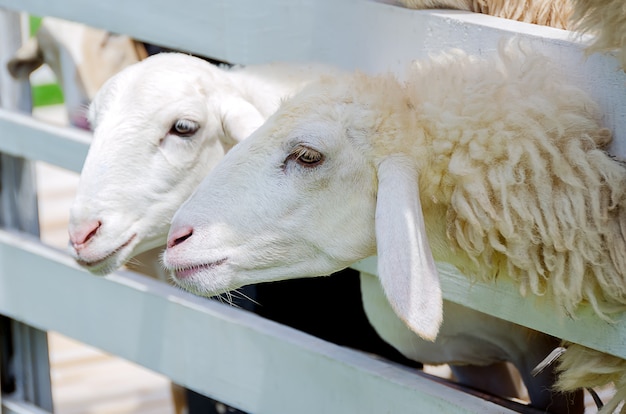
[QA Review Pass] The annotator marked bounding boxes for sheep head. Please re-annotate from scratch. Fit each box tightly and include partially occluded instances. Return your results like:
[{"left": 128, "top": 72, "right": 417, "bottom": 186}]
[
  {"left": 163, "top": 73, "right": 444, "bottom": 341},
  {"left": 69, "top": 53, "right": 265, "bottom": 275}
]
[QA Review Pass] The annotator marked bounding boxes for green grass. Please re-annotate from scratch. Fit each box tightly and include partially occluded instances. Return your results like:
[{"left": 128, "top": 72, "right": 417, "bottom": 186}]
[
  {"left": 32, "top": 83, "right": 65, "bottom": 107},
  {"left": 29, "top": 15, "right": 41, "bottom": 36},
  {"left": 27, "top": 15, "right": 65, "bottom": 107}
]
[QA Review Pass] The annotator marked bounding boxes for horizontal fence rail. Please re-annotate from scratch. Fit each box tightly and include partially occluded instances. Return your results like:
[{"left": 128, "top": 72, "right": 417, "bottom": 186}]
[
  {"left": 353, "top": 260, "right": 626, "bottom": 361},
  {"left": 1, "top": 0, "right": 626, "bottom": 412},
  {"left": 0, "top": 109, "right": 90, "bottom": 173},
  {"left": 0, "top": 229, "right": 515, "bottom": 414}
]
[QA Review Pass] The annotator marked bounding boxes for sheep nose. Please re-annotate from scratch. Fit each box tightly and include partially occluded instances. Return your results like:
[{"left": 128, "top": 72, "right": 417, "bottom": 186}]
[
  {"left": 167, "top": 226, "right": 193, "bottom": 248},
  {"left": 69, "top": 220, "right": 102, "bottom": 249}
]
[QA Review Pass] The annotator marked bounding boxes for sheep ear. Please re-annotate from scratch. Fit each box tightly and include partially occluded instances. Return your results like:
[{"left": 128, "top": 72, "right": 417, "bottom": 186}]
[
  {"left": 375, "top": 156, "right": 443, "bottom": 341},
  {"left": 221, "top": 98, "right": 266, "bottom": 147},
  {"left": 7, "top": 37, "right": 44, "bottom": 79}
]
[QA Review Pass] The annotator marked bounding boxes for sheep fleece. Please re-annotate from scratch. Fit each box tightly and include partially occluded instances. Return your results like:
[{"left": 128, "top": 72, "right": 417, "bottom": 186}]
[
  {"left": 398, "top": 0, "right": 574, "bottom": 29},
  {"left": 570, "top": 0, "right": 626, "bottom": 70},
  {"left": 362, "top": 47, "right": 626, "bottom": 320},
  {"left": 393, "top": 46, "right": 626, "bottom": 407}
]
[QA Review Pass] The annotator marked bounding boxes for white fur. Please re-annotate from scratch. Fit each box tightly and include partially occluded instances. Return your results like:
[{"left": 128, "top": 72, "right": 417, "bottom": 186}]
[{"left": 375, "top": 156, "right": 442, "bottom": 341}]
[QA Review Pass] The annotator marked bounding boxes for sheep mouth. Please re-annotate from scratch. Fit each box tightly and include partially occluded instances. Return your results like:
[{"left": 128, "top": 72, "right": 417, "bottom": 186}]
[
  {"left": 173, "top": 258, "right": 228, "bottom": 280},
  {"left": 75, "top": 234, "right": 137, "bottom": 269}
]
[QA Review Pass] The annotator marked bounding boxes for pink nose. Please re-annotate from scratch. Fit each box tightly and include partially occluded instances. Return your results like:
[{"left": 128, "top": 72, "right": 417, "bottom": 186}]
[
  {"left": 69, "top": 220, "right": 101, "bottom": 249},
  {"left": 167, "top": 225, "right": 194, "bottom": 248}
]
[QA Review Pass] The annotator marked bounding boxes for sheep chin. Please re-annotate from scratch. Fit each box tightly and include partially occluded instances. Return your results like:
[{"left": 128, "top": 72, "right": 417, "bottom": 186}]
[
  {"left": 169, "top": 260, "right": 236, "bottom": 298},
  {"left": 172, "top": 258, "right": 228, "bottom": 281},
  {"left": 73, "top": 234, "right": 137, "bottom": 275}
]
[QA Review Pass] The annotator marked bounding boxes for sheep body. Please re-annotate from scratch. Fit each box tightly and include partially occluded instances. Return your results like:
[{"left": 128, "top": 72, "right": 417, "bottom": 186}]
[{"left": 396, "top": 47, "right": 626, "bottom": 319}]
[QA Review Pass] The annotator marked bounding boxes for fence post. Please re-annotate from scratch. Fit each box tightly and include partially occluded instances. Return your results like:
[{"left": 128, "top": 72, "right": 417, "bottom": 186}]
[{"left": 0, "top": 8, "right": 54, "bottom": 412}]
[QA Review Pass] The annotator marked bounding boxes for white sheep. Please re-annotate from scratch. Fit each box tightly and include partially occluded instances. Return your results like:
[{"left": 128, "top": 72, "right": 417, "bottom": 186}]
[
  {"left": 69, "top": 51, "right": 580, "bottom": 410},
  {"left": 163, "top": 44, "right": 626, "bottom": 412}
]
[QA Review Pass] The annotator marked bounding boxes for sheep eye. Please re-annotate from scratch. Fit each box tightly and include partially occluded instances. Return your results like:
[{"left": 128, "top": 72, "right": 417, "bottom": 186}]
[
  {"left": 291, "top": 146, "right": 324, "bottom": 167},
  {"left": 170, "top": 119, "right": 199, "bottom": 137}
]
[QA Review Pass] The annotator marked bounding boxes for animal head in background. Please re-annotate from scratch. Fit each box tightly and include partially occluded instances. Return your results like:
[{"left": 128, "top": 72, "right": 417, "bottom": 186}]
[{"left": 7, "top": 17, "right": 146, "bottom": 129}]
